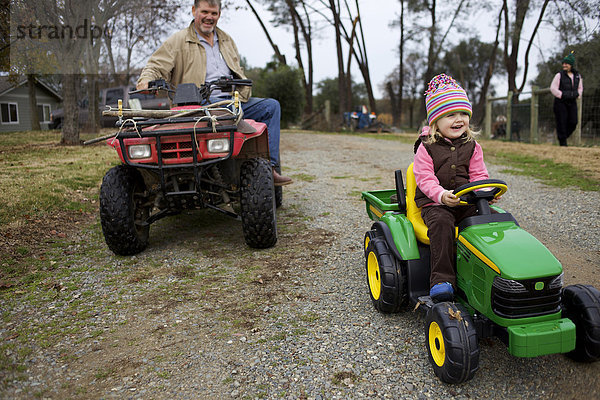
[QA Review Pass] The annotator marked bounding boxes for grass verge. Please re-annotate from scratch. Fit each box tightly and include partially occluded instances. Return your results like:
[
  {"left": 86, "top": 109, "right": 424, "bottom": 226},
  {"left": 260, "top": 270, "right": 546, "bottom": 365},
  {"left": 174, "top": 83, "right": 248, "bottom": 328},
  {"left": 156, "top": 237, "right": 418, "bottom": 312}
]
[
  {"left": 484, "top": 150, "right": 600, "bottom": 191},
  {"left": 287, "top": 129, "right": 600, "bottom": 192}
]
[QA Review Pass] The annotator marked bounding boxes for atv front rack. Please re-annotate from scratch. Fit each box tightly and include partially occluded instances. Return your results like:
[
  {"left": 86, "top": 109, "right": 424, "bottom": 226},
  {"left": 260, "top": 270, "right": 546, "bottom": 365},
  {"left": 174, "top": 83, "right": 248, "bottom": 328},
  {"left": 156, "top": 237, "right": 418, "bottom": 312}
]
[{"left": 110, "top": 101, "right": 249, "bottom": 220}]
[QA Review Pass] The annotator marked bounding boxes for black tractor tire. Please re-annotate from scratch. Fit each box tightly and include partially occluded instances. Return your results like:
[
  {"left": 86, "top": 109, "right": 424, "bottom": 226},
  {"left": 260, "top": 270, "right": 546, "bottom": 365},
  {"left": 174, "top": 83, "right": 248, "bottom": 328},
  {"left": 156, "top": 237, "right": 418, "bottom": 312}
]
[
  {"left": 100, "top": 165, "right": 150, "bottom": 256},
  {"left": 240, "top": 158, "right": 277, "bottom": 249},
  {"left": 562, "top": 284, "right": 600, "bottom": 362},
  {"left": 365, "top": 237, "right": 406, "bottom": 313},
  {"left": 363, "top": 229, "right": 380, "bottom": 259},
  {"left": 425, "top": 302, "right": 479, "bottom": 384}
]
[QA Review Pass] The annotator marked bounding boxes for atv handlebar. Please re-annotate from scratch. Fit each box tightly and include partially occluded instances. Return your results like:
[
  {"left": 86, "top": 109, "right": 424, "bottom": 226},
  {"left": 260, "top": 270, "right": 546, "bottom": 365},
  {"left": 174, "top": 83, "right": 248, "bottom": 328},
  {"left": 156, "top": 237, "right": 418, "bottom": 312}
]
[
  {"left": 128, "top": 79, "right": 175, "bottom": 96},
  {"left": 129, "top": 77, "right": 253, "bottom": 104}
]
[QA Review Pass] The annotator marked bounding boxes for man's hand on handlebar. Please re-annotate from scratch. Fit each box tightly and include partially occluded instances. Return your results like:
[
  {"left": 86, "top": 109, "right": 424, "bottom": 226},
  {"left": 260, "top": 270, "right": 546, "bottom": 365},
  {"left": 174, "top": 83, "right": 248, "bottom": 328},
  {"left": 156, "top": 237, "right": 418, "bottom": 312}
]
[{"left": 136, "top": 80, "right": 149, "bottom": 92}]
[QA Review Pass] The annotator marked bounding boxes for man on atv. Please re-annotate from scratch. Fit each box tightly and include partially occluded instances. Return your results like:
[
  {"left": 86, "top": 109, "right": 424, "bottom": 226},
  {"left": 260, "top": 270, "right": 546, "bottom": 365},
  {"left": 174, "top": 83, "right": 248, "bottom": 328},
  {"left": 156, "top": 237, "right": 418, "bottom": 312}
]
[{"left": 136, "top": 0, "right": 292, "bottom": 186}]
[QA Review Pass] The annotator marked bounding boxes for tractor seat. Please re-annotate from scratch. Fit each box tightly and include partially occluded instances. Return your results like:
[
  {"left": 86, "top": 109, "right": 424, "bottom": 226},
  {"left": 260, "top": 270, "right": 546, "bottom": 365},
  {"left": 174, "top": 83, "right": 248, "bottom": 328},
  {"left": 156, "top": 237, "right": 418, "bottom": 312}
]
[{"left": 405, "top": 163, "right": 457, "bottom": 245}]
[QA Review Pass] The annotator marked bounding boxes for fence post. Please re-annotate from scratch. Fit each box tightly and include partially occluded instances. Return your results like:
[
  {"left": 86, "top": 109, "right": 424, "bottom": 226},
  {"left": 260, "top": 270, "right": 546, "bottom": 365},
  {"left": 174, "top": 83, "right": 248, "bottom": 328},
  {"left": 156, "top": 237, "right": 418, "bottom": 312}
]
[
  {"left": 530, "top": 85, "right": 539, "bottom": 144},
  {"left": 506, "top": 91, "right": 513, "bottom": 141},
  {"left": 324, "top": 100, "right": 331, "bottom": 131},
  {"left": 485, "top": 96, "right": 492, "bottom": 139},
  {"left": 574, "top": 96, "right": 582, "bottom": 146}
]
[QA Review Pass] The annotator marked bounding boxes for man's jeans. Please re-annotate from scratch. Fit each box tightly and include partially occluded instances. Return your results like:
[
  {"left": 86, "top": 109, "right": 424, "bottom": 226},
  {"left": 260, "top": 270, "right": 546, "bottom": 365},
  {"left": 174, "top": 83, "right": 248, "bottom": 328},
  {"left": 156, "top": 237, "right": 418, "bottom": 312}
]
[{"left": 211, "top": 96, "right": 281, "bottom": 167}]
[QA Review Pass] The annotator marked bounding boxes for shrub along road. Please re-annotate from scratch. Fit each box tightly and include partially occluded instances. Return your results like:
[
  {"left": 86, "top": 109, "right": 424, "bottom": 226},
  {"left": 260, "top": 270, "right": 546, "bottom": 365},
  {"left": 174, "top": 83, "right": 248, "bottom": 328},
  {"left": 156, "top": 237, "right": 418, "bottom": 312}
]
[{"left": 1, "top": 131, "right": 599, "bottom": 399}]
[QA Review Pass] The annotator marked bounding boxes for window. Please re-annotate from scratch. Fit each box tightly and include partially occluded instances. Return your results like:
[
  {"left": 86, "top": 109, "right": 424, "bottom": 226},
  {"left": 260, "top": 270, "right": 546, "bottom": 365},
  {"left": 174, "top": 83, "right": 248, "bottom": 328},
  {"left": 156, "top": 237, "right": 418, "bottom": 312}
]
[
  {"left": 1, "top": 102, "right": 19, "bottom": 124},
  {"left": 37, "top": 104, "right": 51, "bottom": 123},
  {"left": 105, "top": 88, "right": 124, "bottom": 105}
]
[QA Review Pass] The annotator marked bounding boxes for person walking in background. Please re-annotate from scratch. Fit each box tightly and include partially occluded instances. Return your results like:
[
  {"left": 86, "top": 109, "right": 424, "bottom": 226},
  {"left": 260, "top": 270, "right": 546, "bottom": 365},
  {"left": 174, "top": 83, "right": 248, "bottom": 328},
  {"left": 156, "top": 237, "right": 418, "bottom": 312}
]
[{"left": 550, "top": 52, "right": 583, "bottom": 147}]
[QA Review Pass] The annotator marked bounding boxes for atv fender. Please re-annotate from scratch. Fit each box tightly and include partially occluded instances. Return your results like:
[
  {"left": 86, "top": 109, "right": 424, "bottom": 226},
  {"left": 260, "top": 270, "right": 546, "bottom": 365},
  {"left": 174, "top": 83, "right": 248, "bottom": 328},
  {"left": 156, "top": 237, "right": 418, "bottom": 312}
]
[
  {"left": 372, "top": 212, "right": 420, "bottom": 261},
  {"left": 237, "top": 120, "right": 270, "bottom": 160}
]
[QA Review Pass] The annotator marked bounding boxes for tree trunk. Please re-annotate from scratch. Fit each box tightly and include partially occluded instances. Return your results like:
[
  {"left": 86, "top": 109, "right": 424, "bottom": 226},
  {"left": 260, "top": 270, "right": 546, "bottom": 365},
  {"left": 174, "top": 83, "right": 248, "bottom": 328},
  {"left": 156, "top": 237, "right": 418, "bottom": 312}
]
[
  {"left": 246, "top": 0, "right": 287, "bottom": 65},
  {"left": 87, "top": 76, "right": 101, "bottom": 133},
  {"left": 352, "top": 0, "right": 376, "bottom": 114},
  {"left": 329, "top": 0, "right": 349, "bottom": 114},
  {"left": 288, "top": 3, "right": 309, "bottom": 115},
  {"left": 475, "top": 4, "right": 504, "bottom": 127},
  {"left": 504, "top": 0, "right": 530, "bottom": 102},
  {"left": 386, "top": 81, "right": 398, "bottom": 125},
  {"left": 424, "top": 0, "right": 437, "bottom": 91},
  {"left": 397, "top": 0, "right": 405, "bottom": 127},
  {"left": 27, "top": 74, "right": 41, "bottom": 131},
  {"left": 61, "top": 74, "right": 81, "bottom": 145}
]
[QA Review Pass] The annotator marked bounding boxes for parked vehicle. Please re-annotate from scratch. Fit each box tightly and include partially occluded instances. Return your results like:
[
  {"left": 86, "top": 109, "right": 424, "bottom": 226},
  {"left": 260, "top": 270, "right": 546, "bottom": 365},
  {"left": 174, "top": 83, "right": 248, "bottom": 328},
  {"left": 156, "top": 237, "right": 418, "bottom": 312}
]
[
  {"left": 50, "top": 86, "right": 170, "bottom": 129},
  {"left": 93, "top": 78, "right": 279, "bottom": 255},
  {"left": 361, "top": 164, "right": 600, "bottom": 383}
]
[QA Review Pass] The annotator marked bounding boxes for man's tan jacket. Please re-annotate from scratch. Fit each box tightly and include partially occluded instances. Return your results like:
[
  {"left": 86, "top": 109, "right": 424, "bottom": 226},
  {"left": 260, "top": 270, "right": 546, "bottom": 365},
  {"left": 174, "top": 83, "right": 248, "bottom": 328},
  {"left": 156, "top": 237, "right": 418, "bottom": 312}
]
[{"left": 137, "top": 22, "right": 252, "bottom": 101}]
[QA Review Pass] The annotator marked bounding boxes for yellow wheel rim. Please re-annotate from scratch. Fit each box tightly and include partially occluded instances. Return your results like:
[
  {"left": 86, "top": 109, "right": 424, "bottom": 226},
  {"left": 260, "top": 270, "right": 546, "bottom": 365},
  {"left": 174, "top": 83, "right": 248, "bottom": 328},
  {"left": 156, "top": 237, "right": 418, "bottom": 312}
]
[
  {"left": 364, "top": 236, "right": 370, "bottom": 251},
  {"left": 429, "top": 321, "right": 445, "bottom": 367},
  {"left": 367, "top": 251, "right": 381, "bottom": 300}
]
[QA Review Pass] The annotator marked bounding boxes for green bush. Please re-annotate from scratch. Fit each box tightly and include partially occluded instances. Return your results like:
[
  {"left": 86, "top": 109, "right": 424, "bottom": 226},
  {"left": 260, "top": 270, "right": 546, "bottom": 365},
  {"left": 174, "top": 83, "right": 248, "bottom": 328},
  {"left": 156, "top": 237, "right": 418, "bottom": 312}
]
[{"left": 246, "top": 63, "right": 305, "bottom": 128}]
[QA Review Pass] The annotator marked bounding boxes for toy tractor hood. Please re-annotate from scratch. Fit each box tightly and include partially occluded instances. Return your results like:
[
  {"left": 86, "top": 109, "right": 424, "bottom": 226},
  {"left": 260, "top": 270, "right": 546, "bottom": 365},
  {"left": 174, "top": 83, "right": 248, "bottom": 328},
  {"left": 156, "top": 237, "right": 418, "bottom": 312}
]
[{"left": 459, "top": 221, "right": 563, "bottom": 281}]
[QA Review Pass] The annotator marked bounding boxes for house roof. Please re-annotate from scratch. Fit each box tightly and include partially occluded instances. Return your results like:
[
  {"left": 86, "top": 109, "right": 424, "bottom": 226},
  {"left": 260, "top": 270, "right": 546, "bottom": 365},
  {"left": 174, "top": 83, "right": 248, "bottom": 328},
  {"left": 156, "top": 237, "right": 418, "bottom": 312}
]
[{"left": 0, "top": 76, "right": 62, "bottom": 101}]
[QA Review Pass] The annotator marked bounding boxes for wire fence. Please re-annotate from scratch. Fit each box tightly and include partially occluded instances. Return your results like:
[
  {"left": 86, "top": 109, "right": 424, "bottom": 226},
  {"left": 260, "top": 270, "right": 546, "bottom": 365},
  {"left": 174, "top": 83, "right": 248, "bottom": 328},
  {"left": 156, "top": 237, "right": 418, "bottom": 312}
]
[{"left": 485, "top": 87, "right": 600, "bottom": 146}]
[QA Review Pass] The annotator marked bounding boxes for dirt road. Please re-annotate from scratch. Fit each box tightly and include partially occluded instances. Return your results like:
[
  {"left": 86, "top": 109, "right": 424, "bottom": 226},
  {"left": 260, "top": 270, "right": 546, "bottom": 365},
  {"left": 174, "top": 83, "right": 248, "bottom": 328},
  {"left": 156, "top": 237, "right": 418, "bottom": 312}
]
[{"left": 1, "top": 132, "right": 599, "bottom": 399}]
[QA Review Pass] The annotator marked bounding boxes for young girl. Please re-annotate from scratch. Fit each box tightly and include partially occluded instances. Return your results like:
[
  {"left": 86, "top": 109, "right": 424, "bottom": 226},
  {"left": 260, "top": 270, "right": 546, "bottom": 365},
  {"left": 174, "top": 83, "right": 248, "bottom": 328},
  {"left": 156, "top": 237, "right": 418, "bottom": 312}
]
[{"left": 413, "top": 74, "right": 496, "bottom": 302}]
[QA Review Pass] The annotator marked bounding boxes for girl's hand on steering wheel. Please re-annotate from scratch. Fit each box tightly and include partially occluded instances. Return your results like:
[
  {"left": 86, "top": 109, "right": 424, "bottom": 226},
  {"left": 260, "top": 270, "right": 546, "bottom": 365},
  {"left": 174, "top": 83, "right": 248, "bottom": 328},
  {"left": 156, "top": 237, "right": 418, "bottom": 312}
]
[
  {"left": 489, "top": 195, "right": 502, "bottom": 205},
  {"left": 441, "top": 190, "right": 461, "bottom": 207}
]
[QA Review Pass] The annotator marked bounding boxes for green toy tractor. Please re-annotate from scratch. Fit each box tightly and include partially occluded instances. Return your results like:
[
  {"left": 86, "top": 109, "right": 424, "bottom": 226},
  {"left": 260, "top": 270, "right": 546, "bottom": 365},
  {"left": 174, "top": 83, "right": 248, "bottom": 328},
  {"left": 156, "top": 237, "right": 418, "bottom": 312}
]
[{"left": 361, "top": 164, "right": 600, "bottom": 383}]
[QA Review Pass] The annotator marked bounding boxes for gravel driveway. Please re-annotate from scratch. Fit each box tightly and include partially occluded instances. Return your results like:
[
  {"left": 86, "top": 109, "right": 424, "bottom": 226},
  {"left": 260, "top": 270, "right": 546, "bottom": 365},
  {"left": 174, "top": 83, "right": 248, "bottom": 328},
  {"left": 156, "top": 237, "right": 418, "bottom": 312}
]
[{"left": 2, "top": 132, "right": 599, "bottom": 399}]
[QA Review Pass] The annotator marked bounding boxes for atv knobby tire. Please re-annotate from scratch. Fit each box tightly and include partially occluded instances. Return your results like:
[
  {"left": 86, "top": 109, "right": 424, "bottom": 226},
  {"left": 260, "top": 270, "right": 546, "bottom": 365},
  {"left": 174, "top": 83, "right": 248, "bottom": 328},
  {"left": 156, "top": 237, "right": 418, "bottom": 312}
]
[
  {"left": 562, "top": 284, "right": 600, "bottom": 362},
  {"left": 365, "top": 237, "right": 406, "bottom": 313},
  {"left": 100, "top": 165, "right": 150, "bottom": 255},
  {"left": 274, "top": 165, "right": 283, "bottom": 208},
  {"left": 425, "top": 302, "right": 479, "bottom": 384},
  {"left": 240, "top": 158, "right": 277, "bottom": 248}
]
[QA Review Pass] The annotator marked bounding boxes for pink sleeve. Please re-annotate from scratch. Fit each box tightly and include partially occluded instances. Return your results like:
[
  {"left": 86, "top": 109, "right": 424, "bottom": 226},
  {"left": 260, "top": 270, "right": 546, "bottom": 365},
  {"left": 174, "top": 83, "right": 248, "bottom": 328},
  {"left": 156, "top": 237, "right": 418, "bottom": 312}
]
[
  {"left": 578, "top": 76, "right": 583, "bottom": 97},
  {"left": 469, "top": 142, "right": 490, "bottom": 182},
  {"left": 550, "top": 73, "right": 561, "bottom": 98},
  {"left": 413, "top": 144, "right": 446, "bottom": 204}
]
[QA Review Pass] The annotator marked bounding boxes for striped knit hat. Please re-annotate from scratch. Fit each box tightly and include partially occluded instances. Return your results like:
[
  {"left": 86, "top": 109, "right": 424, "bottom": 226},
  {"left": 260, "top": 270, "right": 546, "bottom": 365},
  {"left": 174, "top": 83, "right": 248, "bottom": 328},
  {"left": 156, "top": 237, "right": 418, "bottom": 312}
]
[{"left": 424, "top": 74, "right": 472, "bottom": 125}]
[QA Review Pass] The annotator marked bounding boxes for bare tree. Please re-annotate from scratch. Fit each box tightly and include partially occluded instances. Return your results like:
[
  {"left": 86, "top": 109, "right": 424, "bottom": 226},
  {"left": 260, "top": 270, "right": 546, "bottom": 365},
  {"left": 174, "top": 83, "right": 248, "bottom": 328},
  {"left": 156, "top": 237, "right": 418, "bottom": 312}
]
[
  {"left": 501, "top": 0, "right": 550, "bottom": 101},
  {"left": 103, "top": 0, "right": 183, "bottom": 85},
  {"left": 257, "top": 0, "right": 317, "bottom": 114},
  {"left": 310, "top": 0, "right": 376, "bottom": 113},
  {"left": 406, "top": 0, "right": 468, "bottom": 91},
  {"left": 12, "top": 0, "right": 135, "bottom": 143},
  {"left": 327, "top": 0, "right": 351, "bottom": 113},
  {"left": 27, "top": 74, "right": 41, "bottom": 130},
  {"left": 245, "top": 0, "right": 288, "bottom": 65},
  {"left": 474, "top": 5, "right": 504, "bottom": 126},
  {"left": 387, "top": 0, "right": 408, "bottom": 126},
  {"left": 285, "top": 0, "right": 315, "bottom": 114},
  {"left": 547, "top": 0, "right": 600, "bottom": 47}
]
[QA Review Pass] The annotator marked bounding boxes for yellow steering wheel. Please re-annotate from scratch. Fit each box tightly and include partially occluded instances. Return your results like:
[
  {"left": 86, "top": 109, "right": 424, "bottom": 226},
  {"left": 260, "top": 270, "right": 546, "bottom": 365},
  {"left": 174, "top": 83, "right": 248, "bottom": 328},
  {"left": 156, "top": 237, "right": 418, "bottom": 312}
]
[{"left": 453, "top": 179, "right": 507, "bottom": 206}]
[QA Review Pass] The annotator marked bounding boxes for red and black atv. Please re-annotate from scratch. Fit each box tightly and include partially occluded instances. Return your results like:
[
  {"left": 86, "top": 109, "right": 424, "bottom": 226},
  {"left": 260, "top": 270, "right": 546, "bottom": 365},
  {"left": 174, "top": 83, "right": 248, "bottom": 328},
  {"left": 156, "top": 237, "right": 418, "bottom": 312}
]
[{"left": 95, "top": 78, "right": 279, "bottom": 255}]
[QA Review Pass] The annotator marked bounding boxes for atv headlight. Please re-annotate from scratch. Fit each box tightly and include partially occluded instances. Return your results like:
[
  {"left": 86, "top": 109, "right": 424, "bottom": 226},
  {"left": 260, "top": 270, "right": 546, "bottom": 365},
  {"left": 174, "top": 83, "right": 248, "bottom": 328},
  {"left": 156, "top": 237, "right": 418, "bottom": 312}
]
[
  {"left": 493, "top": 276, "right": 527, "bottom": 293},
  {"left": 207, "top": 138, "right": 230, "bottom": 153},
  {"left": 128, "top": 144, "right": 151, "bottom": 159}
]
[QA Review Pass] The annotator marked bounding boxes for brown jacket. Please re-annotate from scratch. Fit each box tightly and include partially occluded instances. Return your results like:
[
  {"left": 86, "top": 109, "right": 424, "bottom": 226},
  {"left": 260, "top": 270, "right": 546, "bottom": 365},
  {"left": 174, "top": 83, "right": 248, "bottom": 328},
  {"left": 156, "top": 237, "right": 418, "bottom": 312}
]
[
  {"left": 137, "top": 22, "right": 251, "bottom": 101},
  {"left": 414, "top": 135, "right": 476, "bottom": 208}
]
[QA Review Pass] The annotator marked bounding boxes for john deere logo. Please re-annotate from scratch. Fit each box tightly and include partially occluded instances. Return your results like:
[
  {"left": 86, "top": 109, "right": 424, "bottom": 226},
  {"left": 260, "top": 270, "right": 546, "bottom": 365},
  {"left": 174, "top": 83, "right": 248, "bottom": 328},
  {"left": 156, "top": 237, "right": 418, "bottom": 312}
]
[{"left": 535, "top": 282, "right": 545, "bottom": 291}]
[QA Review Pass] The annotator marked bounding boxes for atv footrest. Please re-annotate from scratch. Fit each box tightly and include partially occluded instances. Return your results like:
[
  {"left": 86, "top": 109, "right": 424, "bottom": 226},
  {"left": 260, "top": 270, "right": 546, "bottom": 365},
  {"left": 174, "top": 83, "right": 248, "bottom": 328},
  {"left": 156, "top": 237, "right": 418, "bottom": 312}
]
[{"left": 507, "top": 318, "right": 576, "bottom": 357}]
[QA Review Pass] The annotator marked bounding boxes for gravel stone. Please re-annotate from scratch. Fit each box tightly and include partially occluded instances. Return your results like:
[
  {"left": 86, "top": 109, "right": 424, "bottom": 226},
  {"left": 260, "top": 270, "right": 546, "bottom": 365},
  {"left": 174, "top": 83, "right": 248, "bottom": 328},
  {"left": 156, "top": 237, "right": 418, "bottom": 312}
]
[{"left": 1, "top": 132, "right": 599, "bottom": 399}]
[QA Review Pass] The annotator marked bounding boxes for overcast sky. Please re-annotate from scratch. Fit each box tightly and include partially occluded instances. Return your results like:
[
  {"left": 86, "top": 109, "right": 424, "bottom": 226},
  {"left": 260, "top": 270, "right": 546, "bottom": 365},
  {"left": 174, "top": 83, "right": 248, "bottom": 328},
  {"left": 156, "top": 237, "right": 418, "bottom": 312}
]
[{"left": 176, "top": 2, "right": 562, "bottom": 99}]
